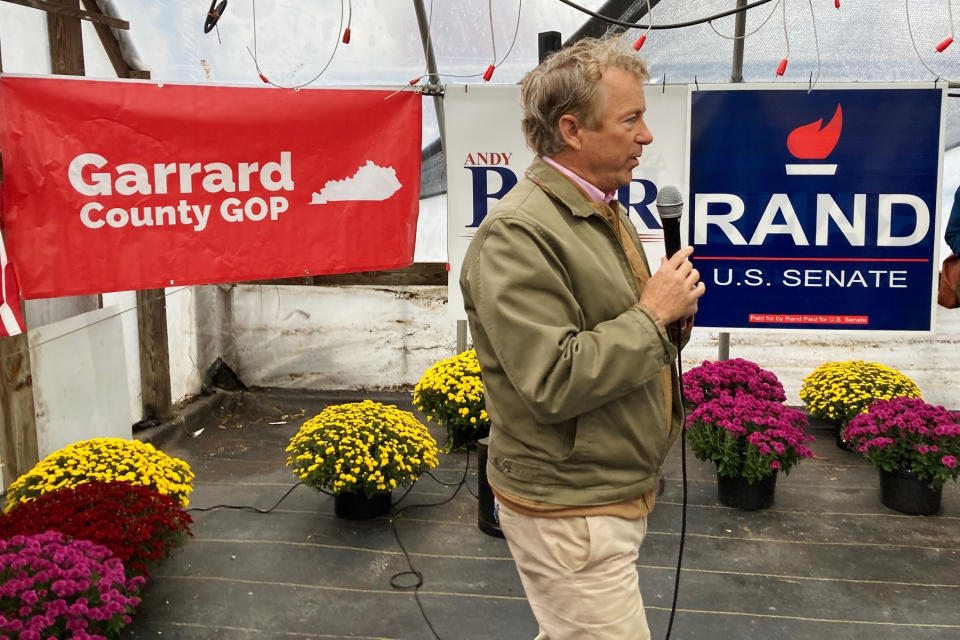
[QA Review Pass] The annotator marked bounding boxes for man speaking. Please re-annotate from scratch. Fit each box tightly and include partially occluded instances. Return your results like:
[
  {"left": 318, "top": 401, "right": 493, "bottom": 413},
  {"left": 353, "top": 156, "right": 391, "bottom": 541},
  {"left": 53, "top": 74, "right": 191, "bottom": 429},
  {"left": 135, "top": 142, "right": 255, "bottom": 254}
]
[{"left": 459, "top": 37, "right": 704, "bottom": 639}]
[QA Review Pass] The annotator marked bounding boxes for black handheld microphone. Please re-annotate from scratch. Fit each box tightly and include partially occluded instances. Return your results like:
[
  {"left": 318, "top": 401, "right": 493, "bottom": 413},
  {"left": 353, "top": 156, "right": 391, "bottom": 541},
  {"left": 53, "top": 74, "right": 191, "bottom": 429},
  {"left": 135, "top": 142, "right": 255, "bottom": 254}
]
[
  {"left": 655, "top": 185, "right": 683, "bottom": 259},
  {"left": 655, "top": 185, "right": 686, "bottom": 344}
]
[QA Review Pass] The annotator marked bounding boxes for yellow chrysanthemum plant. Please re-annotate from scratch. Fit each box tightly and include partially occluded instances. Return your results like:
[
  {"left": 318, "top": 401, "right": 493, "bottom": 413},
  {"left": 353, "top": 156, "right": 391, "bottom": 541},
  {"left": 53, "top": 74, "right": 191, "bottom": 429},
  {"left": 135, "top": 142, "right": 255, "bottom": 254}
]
[
  {"left": 286, "top": 400, "right": 440, "bottom": 498},
  {"left": 414, "top": 349, "right": 490, "bottom": 451},
  {"left": 799, "top": 360, "right": 922, "bottom": 428},
  {"left": 5, "top": 437, "right": 195, "bottom": 512}
]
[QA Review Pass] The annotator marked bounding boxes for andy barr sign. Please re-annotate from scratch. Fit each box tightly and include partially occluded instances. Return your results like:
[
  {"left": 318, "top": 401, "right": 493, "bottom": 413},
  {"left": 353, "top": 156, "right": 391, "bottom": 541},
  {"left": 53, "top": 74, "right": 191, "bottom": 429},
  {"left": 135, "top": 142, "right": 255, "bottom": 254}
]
[
  {"left": 689, "top": 85, "right": 944, "bottom": 333},
  {"left": 445, "top": 84, "right": 689, "bottom": 320}
]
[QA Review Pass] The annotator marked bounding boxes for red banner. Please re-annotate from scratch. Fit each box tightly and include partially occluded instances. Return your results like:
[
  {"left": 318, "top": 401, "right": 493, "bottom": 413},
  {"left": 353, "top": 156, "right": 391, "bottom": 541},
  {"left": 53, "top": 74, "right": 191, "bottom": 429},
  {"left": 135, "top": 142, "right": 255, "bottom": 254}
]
[
  {"left": 0, "top": 185, "right": 25, "bottom": 337},
  {"left": 0, "top": 231, "right": 25, "bottom": 337},
  {"left": 0, "top": 77, "right": 421, "bottom": 299}
]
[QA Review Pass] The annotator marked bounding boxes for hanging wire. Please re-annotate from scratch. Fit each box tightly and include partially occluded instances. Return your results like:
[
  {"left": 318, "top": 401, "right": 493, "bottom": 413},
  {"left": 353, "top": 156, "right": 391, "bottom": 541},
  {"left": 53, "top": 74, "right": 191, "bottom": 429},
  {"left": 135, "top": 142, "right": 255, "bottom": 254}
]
[
  {"left": 496, "top": 0, "right": 523, "bottom": 66},
  {"left": 781, "top": 0, "right": 791, "bottom": 63},
  {"left": 342, "top": 0, "right": 352, "bottom": 43},
  {"left": 950, "top": 0, "right": 956, "bottom": 40},
  {"left": 555, "top": 0, "right": 777, "bottom": 30},
  {"left": 386, "top": 0, "right": 523, "bottom": 100},
  {"left": 806, "top": 0, "right": 822, "bottom": 92},
  {"left": 905, "top": 0, "right": 955, "bottom": 83},
  {"left": 245, "top": 0, "right": 345, "bottom": 90},
  {"left": 708, "top": 0, "right": 782, "bottom": 40},
  {"left": 639, "top": 0, "right": 652, "bottom": 43},
  {"left": 630, "top": 0, "right": 652, "bottom": 49},
  {"left": 488, "top": 0, "right": 497, "bottom": 64}
]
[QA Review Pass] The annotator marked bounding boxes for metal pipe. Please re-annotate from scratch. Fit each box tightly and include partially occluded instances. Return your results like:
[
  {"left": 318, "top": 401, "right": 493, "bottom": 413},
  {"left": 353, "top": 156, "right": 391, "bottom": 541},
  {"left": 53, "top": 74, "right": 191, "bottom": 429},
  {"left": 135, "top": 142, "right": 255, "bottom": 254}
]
[
  {"left": 730, "top": 0, "right": 748, "bottom": 83},
  {"left": 457, "top": 320, "right": 467, "bottom": 355},
  {"left": 718, "top": 0, "right": 747, "bottom": 361},
  {"left": 413, "top": 0, "right": 460, "bottom": 352},
  {"left": 718, "top": 332, "right": 730, "bottom": 361},
  {"left": 412, "top": 0, "right": 446, "bottom": 145}
]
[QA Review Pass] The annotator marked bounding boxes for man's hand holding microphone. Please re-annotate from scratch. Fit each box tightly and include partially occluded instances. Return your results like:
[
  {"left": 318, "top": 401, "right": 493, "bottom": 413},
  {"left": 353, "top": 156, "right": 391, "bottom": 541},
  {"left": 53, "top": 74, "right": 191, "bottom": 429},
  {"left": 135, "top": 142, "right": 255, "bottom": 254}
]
[{"left": 639, "top": 185, "right": 705, "bottom": 331}]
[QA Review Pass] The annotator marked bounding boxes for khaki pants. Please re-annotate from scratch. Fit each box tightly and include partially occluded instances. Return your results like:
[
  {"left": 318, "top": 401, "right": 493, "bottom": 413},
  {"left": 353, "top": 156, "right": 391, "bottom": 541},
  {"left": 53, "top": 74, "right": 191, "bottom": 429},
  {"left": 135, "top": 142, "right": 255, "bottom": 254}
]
[{"left": 497, "top": 502, "right": 651, "bottom": 640}]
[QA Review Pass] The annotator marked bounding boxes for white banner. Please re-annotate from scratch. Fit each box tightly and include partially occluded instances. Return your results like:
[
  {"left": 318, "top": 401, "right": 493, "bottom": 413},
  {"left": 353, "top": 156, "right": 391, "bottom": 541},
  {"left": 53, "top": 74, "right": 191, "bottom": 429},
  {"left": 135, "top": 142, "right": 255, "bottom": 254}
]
[{"left": 444, "top": 83, "right": 689, "bottom": 320}]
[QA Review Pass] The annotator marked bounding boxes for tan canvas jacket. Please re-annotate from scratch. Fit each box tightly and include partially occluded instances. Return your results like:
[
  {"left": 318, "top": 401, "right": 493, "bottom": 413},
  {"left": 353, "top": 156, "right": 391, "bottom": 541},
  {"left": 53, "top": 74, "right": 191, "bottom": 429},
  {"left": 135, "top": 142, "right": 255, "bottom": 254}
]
[{"left": 460, "top": 158, "right": 685, "bottom": 506}]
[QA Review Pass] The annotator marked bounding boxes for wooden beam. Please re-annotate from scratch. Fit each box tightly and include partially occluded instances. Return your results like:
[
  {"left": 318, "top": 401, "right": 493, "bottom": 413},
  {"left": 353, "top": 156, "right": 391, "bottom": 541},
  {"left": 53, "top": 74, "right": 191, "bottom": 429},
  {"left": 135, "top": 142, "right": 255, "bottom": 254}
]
[
  {"left": 0, "top": 29, "right": 38, "bottom": 481},
  {"left": 2, "top": 0, "right": 128, "bottom": 29},
  {"left": 79, "top": 0, "right": 149, "bottom": 79},
  {"left": 242, "top": 262, "right": 448, "bottom": 287},
  {"left": 47, "top": 0, "right": 84, "bottom": 76},
  {"left": 136, "top": 290, "right": 172, "bottom": 420},
  {"left": 0, "top": 337, "right": 39, "bottom": 488}
]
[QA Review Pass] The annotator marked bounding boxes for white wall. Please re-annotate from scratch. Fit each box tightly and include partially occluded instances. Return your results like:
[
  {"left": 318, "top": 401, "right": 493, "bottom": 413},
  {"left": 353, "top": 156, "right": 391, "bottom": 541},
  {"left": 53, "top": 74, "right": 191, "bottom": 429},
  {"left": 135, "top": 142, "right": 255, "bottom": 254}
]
[
  {"left": 168, "top": 280, "right": 958, "bottom": 409},
  {"left": 227, "top": 284, "right": 456, "bottom": 390},
  {"left": 29, "top": 306, "right": 132, "bottom": 457},
  {"left": 166, "top": 287, "right": 202, "bottom": 403},
  {"left": 100, "top": 291, "right": 143, "bottom": 422}
]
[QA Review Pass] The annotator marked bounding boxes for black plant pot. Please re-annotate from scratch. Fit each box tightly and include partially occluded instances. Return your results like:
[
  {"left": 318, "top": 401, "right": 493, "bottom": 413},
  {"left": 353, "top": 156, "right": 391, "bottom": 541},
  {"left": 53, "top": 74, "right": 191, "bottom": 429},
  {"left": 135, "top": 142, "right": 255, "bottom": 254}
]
[
  {"left": 879, "top": 469, "right": 942, "bottom": 515},
  {"left": 448, "top": 423, "right": 490, "bottom": 451},
  {"left": 333, "top": 491, "right": 392, "bottom": 519},
  {"left": 717, "top": 471, "right": 777, "bottom": 511},
  {"left": 476, "top": 437, "right": 505, "bottom": 538},
  {"left": 835, "top": 422, "right": 853, "bottom": 451}
]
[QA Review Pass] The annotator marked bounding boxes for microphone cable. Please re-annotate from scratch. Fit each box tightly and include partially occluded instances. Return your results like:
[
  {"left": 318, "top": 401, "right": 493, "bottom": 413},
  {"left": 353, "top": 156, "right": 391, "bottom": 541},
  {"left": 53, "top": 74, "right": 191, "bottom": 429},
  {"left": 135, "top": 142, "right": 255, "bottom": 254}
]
[{"left": 663, "top": 325, "right": 689, "bottom": 640}]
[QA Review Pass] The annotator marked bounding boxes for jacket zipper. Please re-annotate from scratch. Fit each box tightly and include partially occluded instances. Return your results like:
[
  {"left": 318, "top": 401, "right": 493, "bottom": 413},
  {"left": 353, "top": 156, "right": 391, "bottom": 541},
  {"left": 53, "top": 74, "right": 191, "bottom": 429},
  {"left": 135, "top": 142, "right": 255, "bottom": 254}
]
[{"left": 592, "top": 208, "right": 642, "bottom": 299}]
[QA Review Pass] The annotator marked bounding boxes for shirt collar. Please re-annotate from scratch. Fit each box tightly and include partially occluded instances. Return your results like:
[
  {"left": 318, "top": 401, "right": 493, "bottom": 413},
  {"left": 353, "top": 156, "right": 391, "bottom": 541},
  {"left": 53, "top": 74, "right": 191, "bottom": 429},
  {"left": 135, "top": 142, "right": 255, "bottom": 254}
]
[{"left": 541, "top": 156, "right": 617, "bottom": 204}]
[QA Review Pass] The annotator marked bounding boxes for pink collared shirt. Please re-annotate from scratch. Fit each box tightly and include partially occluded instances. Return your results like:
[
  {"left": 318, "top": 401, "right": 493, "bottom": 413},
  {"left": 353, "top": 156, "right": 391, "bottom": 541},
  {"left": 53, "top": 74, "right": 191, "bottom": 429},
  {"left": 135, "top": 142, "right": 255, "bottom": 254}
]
[{"left": 542, "top": 156, "right": 616, "bottom": 204}]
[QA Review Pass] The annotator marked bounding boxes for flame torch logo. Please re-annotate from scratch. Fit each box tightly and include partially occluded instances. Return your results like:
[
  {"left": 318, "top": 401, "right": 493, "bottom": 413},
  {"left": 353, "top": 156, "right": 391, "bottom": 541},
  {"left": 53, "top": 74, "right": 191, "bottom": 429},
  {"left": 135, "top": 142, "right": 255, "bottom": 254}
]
[{"left": 785, "top": 104, "right": 842, "bottom": 175}]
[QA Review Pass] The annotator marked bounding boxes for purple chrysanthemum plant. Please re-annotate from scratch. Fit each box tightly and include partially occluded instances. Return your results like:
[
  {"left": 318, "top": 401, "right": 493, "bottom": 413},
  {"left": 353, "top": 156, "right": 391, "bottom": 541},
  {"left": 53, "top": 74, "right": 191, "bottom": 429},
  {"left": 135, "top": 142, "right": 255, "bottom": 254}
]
[
  {"left": 843, "top": 397, "right": 960, "bottom": 489},
  {"left": 685, "top": 394, "right": 815, "bottom": 484},
  {"left": 682, "top": 358, "right": 786, "bottom": 409},
  {"left": 0, "top": 530, "right": 144, "bottom": 639}
]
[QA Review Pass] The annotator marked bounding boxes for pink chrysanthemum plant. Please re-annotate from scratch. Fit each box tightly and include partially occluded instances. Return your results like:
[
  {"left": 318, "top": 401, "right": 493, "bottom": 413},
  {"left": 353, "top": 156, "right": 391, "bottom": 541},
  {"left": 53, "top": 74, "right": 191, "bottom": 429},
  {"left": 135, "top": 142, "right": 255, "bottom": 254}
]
[
  {"left": 681, "top": 358, "right": 786, "bottom": 409},
  {"left": 843, "top": 397, "right": 960, "bottom": 489},
  {"left": 0, "top": 530, "right": 144, "bottom": 639},
  {"left": 685, "top": 394, "right": 816, "bottom": 484}
]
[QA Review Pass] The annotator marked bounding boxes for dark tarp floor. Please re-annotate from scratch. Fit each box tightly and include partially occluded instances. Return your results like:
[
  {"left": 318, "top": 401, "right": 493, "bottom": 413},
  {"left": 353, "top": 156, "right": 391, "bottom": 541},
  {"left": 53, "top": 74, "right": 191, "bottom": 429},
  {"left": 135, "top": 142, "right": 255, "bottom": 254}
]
[{"left": 120, "top": 389, "right": 960, "bottom": 640}]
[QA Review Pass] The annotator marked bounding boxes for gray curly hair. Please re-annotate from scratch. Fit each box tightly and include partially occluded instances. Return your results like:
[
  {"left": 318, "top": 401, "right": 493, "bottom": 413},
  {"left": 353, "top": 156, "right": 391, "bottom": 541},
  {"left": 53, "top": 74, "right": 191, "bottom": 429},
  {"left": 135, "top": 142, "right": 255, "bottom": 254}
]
[{"left": 520, "top": 37, "right": 649, "bottom": 157}]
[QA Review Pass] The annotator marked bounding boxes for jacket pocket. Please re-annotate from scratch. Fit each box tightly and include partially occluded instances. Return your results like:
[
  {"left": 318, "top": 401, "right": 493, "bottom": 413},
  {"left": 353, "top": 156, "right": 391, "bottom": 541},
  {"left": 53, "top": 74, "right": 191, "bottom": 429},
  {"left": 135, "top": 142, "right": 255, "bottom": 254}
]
[{"left": 498, "top": 456, "right": 543, "bottom": 482}]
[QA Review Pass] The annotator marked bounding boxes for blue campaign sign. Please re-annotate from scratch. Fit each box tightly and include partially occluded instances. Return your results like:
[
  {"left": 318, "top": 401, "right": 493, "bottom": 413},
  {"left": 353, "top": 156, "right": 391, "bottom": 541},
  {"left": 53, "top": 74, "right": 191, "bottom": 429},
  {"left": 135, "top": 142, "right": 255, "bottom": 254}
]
[{"left": 689, "top": 86, "right": 943, "bottom": 332}]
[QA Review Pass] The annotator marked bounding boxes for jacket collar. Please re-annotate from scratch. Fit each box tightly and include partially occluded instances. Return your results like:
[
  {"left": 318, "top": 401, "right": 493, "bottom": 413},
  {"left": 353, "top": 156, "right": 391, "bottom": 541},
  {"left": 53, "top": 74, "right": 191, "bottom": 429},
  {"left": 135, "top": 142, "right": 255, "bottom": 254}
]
[{"left": 525, "top": 157, "right": 603, "bottom": 219}]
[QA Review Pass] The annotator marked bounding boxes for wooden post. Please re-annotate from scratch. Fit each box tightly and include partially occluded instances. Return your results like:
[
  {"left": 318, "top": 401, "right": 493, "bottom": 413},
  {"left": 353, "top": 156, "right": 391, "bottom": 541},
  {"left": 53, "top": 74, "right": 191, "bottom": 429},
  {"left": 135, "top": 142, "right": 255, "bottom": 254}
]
[
  {"left": 47, "top": 0, "right": 85, "bottom": 76},
  {"left": 0, "top": 337, "right": 39, "bottom": 489},
  {"left": 136, "top": 290, "right": 171, "bottom": 420},
  {"left": 0, "top": 28, "right": 40, "bottom": 487}
]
